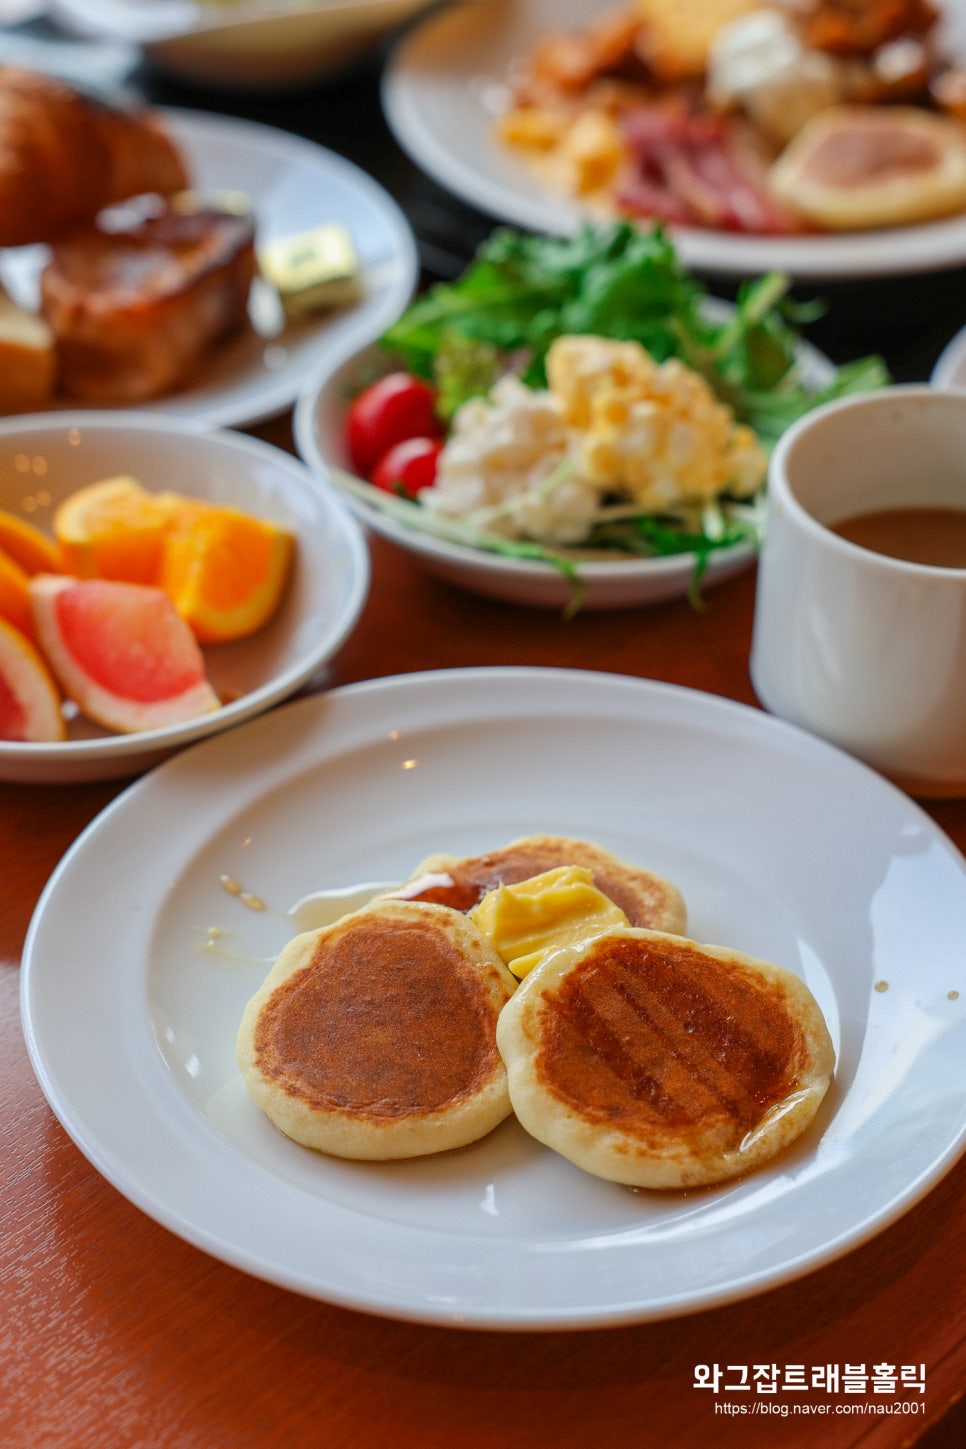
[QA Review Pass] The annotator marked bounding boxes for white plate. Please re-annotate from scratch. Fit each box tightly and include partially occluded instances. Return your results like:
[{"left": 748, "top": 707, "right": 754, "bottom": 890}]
[
  {"left": 0, "top": 414, "right": 369, "bottom": 783},
  {"left": 52, "top": 0, "right": 436, "bottom": 89},
  {"left": 0, "top": 108, "right": 419, "bottom": 430},
  {"left": 294, "top": 322, "right": 834, "bottom": 611},
  {"left": 383, "top": 0, "right": 966, "bottom": 281},
  {"left": 20, "top": 667, "right": 966, "bottom": 1327}
]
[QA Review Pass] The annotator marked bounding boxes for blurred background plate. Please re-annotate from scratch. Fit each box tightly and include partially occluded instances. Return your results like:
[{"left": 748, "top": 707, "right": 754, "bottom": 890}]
[
  {"left": 0, "top": 413, "right": 369, "bottom": 783},
  {"left": 382, "top": 0, "right": 966, "bottom": 282},
  {"left": 50, "top": 0, "right": 438, "bottom": 89}
]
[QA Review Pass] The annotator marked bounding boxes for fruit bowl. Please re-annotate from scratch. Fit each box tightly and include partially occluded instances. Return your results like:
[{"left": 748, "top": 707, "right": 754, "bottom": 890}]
[{"left": 0, "top": 413, "right": 369, "bottom": 783}]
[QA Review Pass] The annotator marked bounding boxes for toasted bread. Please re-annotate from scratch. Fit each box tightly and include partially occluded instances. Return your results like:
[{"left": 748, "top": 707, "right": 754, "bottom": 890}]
[
  {"left": 41, "top": 202, "right": 256, "bottom": 403},
  {"left": 634, "top": 0, "right": 760, "bottom": 82},
  {"left": 497, "top": 927, "right": 834, "bottom": 1188},
  {"left": 389, "top": 834, "right": 687, "bottom": 934},
  {"left": 237, "top": 899, "right": 518, "bottom": 1160}
]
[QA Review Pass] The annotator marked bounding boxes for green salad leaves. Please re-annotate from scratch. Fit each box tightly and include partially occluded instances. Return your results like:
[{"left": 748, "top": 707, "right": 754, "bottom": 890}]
[{"left": 364, "top": 223, "right": 889, "bottom": 599}]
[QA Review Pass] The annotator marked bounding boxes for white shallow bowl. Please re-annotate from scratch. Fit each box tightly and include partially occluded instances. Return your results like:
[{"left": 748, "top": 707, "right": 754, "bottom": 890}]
[
  {"left": 294, "top": 334, "right": 832, "bottom": 611},
  {"left": 0, "top": 413, "right": 369, "bottom": 783},
  {"left": 51, "top": 0, "right": 436, "bottom": 89}
]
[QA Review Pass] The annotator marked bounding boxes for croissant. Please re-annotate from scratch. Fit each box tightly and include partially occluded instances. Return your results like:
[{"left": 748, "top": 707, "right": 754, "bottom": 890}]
[{"left": 0, "top": 66, "right": 189, "bottom": 248}]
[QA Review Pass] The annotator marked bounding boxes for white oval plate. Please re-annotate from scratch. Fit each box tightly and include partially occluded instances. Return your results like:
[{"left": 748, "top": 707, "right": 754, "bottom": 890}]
[
  {"left": 0, "top": 413, "right": 369, "bottom": 783},
  {"left": 294, "top": 321, "right": 834, "bottom": 611},
  {"left": 0, "top": 107, "right": 419, "bottom": 429},
  {"left": 383, "top": 0, "right": 966, "bottom": 281},
  {"left": 20, "top": 667, "right": 966, "bottom": 1327}
]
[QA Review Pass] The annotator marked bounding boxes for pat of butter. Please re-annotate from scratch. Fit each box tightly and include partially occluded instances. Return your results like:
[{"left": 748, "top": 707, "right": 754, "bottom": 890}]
[
  {"left": 471, "top": 866, "right": 627, "bottom": 979},
  {"left": 258, "top": 222, "right": 361, "bottom": 318}
]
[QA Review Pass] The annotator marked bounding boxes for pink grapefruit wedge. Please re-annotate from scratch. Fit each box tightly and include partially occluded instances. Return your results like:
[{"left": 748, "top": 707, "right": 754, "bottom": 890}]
[
  {"left": 0, "top": 616, "right": 66, "bottom": 742},
  {"left": 30, "top": 574, "right": 220, "bottom": 734}
]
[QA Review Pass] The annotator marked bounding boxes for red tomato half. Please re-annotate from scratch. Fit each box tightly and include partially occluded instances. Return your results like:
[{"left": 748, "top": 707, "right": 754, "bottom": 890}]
[
  {"left": 370, "top": 437, "right": 443, "bottom": 498},
  {"left": 346, "top": 372, "right": 442, "bottom": 476}
]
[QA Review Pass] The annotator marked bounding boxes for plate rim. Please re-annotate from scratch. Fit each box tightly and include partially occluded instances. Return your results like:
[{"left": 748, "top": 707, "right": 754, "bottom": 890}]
[
  {"left": 19, "top": 665, "right": 966, "bottom": 1328},
  {"left": 381, "top": 0, "right": 966, "bottom": 282}
]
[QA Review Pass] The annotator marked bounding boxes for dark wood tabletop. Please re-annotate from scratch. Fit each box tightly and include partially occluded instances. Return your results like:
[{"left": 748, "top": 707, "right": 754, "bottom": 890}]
[{"left": 1, "top": 15, "right": 965, "bottom": 1448}]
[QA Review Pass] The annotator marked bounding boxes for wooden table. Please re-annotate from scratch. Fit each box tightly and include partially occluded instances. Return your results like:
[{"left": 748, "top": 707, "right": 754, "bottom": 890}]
[{"left": 3, "top": 409, "right": 965, "bottom": 1446}]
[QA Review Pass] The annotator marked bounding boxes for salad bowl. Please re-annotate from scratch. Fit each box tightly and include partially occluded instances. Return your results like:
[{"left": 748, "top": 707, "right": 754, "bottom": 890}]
[
  {"left": 294, "top": 342, "right": 760, "bottom": 611},
  {"left": 293, "top": 224, "right": 881, "bottom": 612}
]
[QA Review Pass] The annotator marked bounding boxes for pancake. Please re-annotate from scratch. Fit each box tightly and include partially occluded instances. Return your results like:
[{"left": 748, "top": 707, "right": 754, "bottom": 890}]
[
  {"left": 387, "top": 835, "right": 687, "bottom": 935},
  {"left": 236, "top": 899, "right": 518, "bottom": 1160},
  {"left": 496, "top": 927, "right": 835, "bottom": 1189}
]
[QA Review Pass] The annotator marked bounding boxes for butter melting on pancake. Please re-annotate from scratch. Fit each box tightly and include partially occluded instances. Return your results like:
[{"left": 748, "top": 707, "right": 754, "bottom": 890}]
[
  {"left": 236, "top": 899, "right": 518, "bottom": 1160},
  {"left": 496, "top": 928, "right": 834, "bottom": 1189},
  {"left": 388, "top": 834, "right": 687, "bottom": 935}
]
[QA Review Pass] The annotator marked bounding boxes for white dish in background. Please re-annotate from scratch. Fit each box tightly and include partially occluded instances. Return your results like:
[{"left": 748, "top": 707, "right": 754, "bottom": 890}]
[
  {"left": 20, "top": 666, "right": 966, "bottom": 1328},
  {"left": 0, "top": 108, "right": 419, "bottom": 431},
  {"left": 383, "top": 0, "right": 966, "bottom": 281},
  {"left": 0, "top": 413, "right": 369, "bottom": 784},
  {"left": 293, "top": 323, "right": 834, "bottom": 611},
  {"left": 51, "top": 0, "right": 436, "bottom": 89},
  {"left": 931, "top": 322, "right": 966, "bottom": 390}
]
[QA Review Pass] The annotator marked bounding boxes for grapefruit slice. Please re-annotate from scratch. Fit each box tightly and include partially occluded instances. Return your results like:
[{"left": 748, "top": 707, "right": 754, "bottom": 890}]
[
  {"left": 30, "top": 574, "right": 221, "bottom": 734},
  {"left": 0, "top": 615, "right": 66, "bottom": 742}
]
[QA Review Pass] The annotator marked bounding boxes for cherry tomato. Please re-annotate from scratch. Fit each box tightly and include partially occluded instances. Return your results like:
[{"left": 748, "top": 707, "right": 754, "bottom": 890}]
[
  {"left": 370, "top": 437, "right": 443, "bottom": 498},
  {"left": 346, "top": 372, "right": 441, "bottom": 476}
]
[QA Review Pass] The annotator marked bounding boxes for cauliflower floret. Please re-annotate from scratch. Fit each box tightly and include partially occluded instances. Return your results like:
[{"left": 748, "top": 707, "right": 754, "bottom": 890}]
[
  {"left": 546, "top": 335, "right": 767, "bottom": 511},
  {"left": 421, "top": 375, "right": 602, "bottom": 546}
]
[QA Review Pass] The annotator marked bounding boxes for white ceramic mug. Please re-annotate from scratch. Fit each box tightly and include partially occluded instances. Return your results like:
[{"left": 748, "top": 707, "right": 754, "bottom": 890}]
[{"left": 750, "top": 385, "right": 966, "bottom": 796}]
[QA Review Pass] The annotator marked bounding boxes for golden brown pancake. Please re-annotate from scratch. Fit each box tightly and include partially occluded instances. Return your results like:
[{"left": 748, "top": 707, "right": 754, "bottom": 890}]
[
  {"left": 496, "top": 927, "right": 835, "bottom": 1189},
  {"left": 387, "top": 835, "right": 687, "bottom": 935},
  {"left": 237, "top": 899, "right": 518, "bottom": 1160}
]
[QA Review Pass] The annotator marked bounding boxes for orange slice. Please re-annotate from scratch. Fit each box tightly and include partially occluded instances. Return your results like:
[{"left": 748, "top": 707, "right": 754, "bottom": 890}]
[
  {"left": 0, "top": 614, "right": 65, "bottom": 742},
  {"left": 0, "top": 509, "right": 64, "bottom": 575},
  {"left": 30, "top": 574, "right": 220, "bottom": 734},
  {"left": 53, "top": 476, "right": 181, "bottom": 584},
  {"left": 0, "top": 546, "right": 34, "bottom": 640},
  {"left": 159, "top": 505, "right": 294, "bottom": 644}
]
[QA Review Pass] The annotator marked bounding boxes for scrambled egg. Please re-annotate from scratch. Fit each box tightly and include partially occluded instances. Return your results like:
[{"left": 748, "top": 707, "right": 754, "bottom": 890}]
[
  {"left": 421, "top": 334, "right": 767, "bottom": 546},
  {"left": 546, "top": 335, "right": 767, "bottom": 512},
  {"left": 470, "top": 865, "right": 628, "bottom": 979},
  {"left": 422, "top": 374, "right": 602, "bottom": 545}
]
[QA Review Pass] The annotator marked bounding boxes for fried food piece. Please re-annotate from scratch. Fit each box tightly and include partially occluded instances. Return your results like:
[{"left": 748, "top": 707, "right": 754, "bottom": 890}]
[
  {"left": 41, "top": 202, "right": 256, "bottom": 403},
  {"left": 237, "top": 900, "right": 518, "bottom": 1160},
  {"left": 792, "top": 0, "right": 937, "bottom": 57},
  {"left": 0, "top": 66, "right": 188, "bottom": 247},
  {"left": 497, "top": 927, "right": 835, "bottom": 1188},
  {"left": 634, "top": 0, "right": 761, "bottom": 82}
]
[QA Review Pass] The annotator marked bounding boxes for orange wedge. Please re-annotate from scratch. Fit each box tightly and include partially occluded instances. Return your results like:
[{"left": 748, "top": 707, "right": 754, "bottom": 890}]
[
  {"left": 0, "top": 509, "right": 64, "bottom": 575},
  {"left": 0, "top": 546, "right": 34, "bottom": 640},
  {"left": 159, "top": 505, "right": 294, "bottom": 644},
  {"left": 53, "top": 476, "right": 181, "bottom": 584},
  {"left": 0, "top": 614, "right": 65, "bottom": 742}
]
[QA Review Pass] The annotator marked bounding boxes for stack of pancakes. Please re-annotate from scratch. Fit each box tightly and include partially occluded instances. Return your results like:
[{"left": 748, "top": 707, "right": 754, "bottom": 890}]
[{"left": 237, "top": 835, "right": 835, "bottom": 1188}]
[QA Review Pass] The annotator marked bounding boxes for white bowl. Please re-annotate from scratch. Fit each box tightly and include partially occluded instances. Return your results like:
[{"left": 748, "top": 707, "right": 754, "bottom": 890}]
[
  {"left": 51, "top": 0, "right": 436, "bottom": 89},
  {"left": 0, "top": 413, "right": 369, "bottom": 783},
  {"left": 294, "top": 342, "right": 775, "bottom": 612}
]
